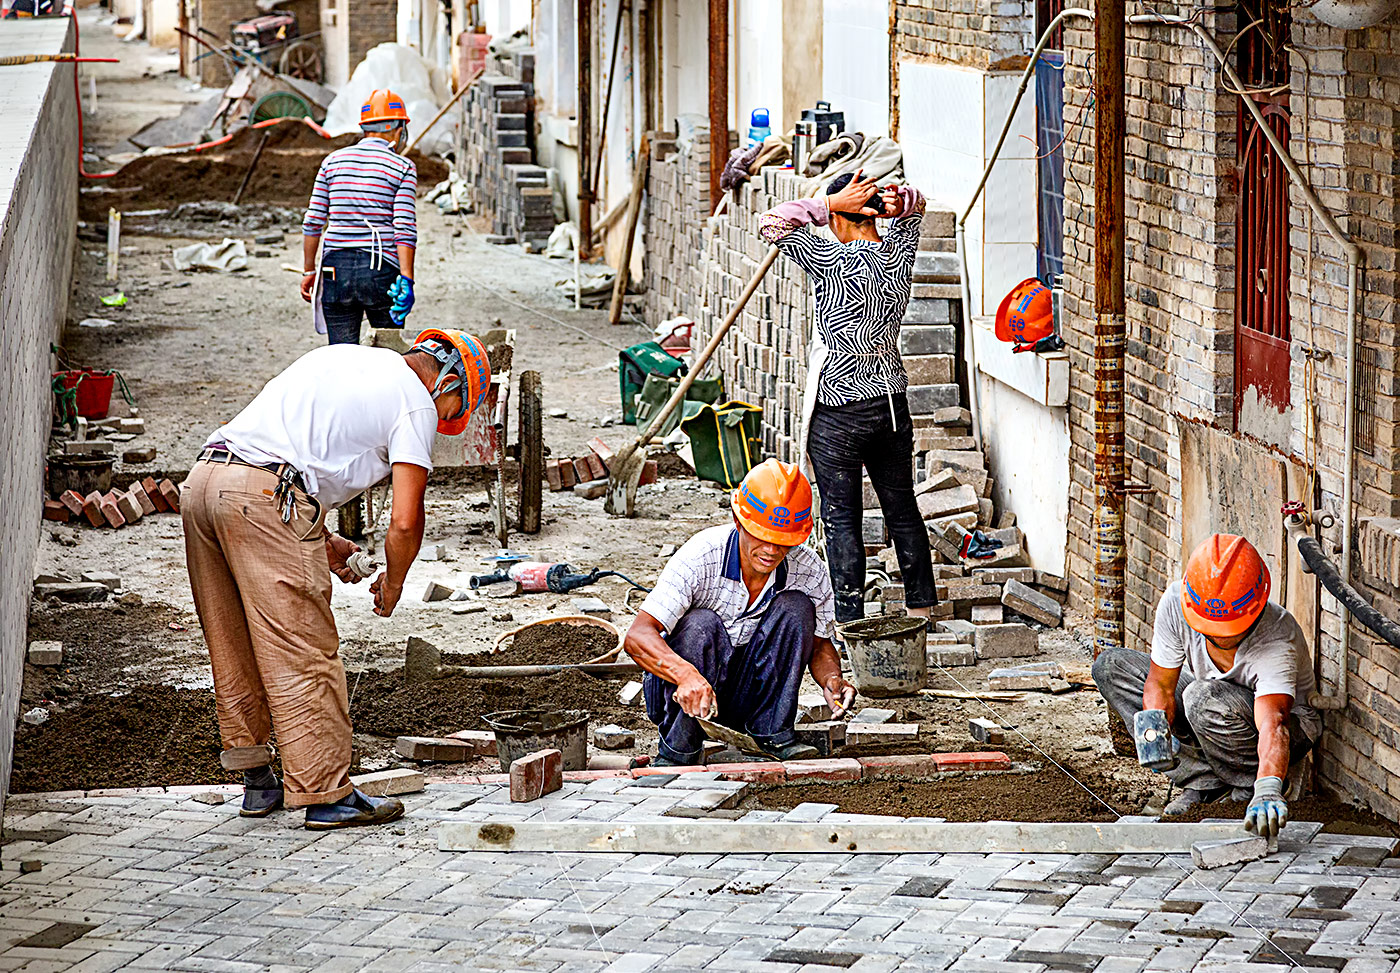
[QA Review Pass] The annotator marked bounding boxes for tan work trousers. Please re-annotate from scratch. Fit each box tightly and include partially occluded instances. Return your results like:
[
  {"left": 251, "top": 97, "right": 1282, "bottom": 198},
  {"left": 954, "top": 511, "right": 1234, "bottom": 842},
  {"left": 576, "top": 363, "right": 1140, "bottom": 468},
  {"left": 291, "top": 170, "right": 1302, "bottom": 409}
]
[{"left": 181, "top": 460, "right": 354, "bottom": 807}]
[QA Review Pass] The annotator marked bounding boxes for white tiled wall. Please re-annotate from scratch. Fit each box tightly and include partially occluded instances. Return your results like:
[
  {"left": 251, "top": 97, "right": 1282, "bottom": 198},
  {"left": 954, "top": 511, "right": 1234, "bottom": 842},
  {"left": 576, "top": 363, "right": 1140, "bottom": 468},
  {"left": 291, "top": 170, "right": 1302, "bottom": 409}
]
[
  {"left": 821, "top": 0, "right": 890, "bottom": 138},
  {"left": 898, "top": 59, "right": 1040, "bottom": 316}
]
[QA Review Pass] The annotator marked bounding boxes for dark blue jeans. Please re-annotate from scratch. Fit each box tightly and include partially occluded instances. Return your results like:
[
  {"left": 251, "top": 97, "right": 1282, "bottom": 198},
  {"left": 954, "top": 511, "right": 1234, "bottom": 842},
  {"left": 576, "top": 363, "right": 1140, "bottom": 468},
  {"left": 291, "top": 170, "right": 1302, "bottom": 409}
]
[
  {"left": 644, "top": 590, "right": 816, "bottom": 765},
  {"left": 321, "top": 248, "right": 400, "bottom": 345},
  {"left": 807, "top": 392, "right": 935, "bottom": 622}
]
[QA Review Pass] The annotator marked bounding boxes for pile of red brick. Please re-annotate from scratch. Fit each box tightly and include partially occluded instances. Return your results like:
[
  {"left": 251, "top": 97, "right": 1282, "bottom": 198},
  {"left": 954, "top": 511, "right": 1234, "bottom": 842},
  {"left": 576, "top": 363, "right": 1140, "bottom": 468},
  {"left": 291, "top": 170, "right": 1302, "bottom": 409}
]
[
  {"left": 545, "top": 436, "right": 657, "bottom": 492},
  {"left": 43, "top": 476, "right": 181, "bottom": 529}
]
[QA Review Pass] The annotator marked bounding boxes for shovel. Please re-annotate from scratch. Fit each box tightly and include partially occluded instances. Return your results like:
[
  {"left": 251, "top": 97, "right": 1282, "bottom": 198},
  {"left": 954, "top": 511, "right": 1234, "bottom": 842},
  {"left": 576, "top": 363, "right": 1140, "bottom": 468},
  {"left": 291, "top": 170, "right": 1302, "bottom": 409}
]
[{"left": 604, "top": 246, "right": 782, "bottom": 516}]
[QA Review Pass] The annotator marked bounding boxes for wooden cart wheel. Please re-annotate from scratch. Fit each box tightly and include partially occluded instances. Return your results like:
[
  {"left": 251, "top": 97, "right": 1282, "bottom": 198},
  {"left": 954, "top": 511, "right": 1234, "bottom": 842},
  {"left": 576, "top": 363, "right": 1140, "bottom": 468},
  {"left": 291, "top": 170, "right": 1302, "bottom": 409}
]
[
  {"left": 518, "top": 370, "right": 543, "bottom": 534},
  {"left": 278, "top": 39, "right": 323, "bottom": 82}
]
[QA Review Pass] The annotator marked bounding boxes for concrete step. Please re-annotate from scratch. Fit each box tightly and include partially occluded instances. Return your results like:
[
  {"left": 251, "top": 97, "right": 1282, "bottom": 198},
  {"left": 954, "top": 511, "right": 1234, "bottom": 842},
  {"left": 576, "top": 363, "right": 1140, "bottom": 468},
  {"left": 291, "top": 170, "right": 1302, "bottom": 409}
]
[{"left": 902, "top": 298, "right": 957, "bottom": 325}]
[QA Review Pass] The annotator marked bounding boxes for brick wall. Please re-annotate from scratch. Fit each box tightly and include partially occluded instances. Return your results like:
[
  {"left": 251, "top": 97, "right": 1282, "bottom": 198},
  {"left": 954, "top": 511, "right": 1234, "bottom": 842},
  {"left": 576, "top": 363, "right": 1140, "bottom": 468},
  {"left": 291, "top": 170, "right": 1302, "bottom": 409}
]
[
  {"left": 345, "top": 0, "right": 395, "bottom": 73},
  {"left": 894, "top": 0, "right": 1033, "bottom": 70},
  {"left": 1059, "top": 10, "right": 1242, "bottom": 648},
  {"left": 0, "top": 19, "right": 78, "bottom": 809},
  {"left": 1059, "top": 8, "right": 1400, "bottom": 818}
]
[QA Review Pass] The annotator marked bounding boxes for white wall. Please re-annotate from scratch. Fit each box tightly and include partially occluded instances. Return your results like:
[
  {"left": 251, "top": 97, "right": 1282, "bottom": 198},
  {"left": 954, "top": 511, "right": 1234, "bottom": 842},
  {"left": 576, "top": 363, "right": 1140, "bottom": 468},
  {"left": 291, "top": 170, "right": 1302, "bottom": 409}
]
[
  {"left": 898, "top": 59, "right": 1039, "bottom": 316},
  {"left": 0, "top": 18, "right": 77, "bottom": 808},
  {"left": 735, "top": 0, "right": 782, "bottom": 139},
  {"left": 821, "top": 0, "right": 888, "bottom": 137}
]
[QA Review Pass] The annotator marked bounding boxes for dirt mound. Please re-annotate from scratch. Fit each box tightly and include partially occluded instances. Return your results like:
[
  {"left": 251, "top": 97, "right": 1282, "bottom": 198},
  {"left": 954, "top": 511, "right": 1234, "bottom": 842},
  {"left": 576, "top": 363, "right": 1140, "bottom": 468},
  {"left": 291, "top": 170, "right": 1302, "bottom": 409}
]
[
  {"left": 80, "top": 121, "right": 448, "bottom": 221},
  {"left": 444, "top": 621, "right": 618, "bottom": 669},
  {"left": 349, "top": 667, "right": 637, "bottom": 738},
  {"left": 10, "top": 686, "right": 233, "bottom": 794},
  {"left": 743, "top": 767, "right": 1135, "bottom": 822}
]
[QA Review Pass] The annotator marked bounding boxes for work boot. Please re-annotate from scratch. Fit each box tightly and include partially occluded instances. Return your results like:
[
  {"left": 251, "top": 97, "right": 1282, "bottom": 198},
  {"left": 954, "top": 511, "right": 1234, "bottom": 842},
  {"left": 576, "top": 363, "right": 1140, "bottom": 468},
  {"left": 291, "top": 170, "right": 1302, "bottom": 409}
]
[
  {"left": 761, "top": 741, "right": 821, "bottom": 762},
  {"left": 240, "top": 767, "right": 284, "bottom": 818},
  {"left": 1164, "top": 786, "right": 1229, "bottom": 816},
  {"left": 305, "top": 788, "right": 405, "bottom": 831}
]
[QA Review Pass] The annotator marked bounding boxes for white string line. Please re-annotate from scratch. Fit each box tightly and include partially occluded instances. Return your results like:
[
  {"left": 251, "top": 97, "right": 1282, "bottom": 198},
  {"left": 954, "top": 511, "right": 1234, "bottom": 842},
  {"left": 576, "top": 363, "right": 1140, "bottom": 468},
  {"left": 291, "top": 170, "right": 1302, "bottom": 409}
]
[
  {"left": 926, "top": 656, "right": 1304, "bottom": 970},
  {"left": 536, "top": 797, "right": 613, "bottom": 965}
]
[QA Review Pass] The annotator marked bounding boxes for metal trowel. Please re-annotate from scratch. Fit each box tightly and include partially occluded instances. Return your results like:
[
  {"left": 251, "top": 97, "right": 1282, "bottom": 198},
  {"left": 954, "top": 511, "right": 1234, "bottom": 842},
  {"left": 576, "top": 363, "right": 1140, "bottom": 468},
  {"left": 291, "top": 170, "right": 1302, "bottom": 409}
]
[{"left": 695, "top": 714, "right": 765, "bottom": 755}]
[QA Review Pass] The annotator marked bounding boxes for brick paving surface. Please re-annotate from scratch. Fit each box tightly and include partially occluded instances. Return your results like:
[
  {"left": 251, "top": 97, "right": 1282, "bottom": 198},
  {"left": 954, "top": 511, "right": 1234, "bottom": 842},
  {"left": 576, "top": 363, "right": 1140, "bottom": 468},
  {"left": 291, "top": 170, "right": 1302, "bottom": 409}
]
[{"left": 3, "top": 780, "right": 1400, "bottom": 972}]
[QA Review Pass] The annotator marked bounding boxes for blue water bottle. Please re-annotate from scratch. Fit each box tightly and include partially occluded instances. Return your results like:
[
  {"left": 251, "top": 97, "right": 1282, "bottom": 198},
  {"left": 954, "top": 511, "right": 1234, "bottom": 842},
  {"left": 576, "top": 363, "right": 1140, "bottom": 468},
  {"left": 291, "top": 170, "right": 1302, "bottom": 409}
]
[{"left": 747, "top": 108, "right": 771, "bottom": 147}]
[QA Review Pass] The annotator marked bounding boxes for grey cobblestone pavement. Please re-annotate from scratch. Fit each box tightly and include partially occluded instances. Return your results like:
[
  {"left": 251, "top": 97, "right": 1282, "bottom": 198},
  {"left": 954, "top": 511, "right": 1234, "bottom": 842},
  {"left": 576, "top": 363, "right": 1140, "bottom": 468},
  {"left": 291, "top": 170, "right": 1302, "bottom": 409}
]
[{"left": 3, "top": 778, "right": 1400, "bottom": 972}]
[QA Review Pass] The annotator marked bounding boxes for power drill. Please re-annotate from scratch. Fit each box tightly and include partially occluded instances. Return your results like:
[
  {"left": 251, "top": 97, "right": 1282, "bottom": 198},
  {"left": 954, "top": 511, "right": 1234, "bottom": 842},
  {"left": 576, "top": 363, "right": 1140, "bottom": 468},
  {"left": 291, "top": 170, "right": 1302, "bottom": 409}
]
[{"left": 468, "top": 561, "right": 613, "bottom": 594}]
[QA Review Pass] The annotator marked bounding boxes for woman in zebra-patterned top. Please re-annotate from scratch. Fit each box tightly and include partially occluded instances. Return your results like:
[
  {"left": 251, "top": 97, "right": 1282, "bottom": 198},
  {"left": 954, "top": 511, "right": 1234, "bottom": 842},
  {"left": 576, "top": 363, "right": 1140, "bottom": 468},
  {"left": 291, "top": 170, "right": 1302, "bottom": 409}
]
[{"left": 758, "top": 171, "right": 936, "bottom": 625}]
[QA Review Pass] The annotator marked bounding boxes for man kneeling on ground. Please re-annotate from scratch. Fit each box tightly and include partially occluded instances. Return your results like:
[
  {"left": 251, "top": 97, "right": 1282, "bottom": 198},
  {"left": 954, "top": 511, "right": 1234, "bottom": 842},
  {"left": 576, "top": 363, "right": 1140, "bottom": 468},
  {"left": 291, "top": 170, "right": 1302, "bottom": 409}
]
[
  {"left": 1093, "top": 533, "right": 1320, "bottom": 837},
  {"left": 624, "top": 460, "right": 856, "bottom": 766}
]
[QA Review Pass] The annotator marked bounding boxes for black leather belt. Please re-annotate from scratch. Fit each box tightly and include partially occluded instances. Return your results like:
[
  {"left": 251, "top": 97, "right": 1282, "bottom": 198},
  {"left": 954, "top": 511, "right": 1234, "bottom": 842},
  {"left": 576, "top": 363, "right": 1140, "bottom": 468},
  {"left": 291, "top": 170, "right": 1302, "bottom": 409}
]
[{"left": 199, "top": 446, "right": 309, "bottom": 522}]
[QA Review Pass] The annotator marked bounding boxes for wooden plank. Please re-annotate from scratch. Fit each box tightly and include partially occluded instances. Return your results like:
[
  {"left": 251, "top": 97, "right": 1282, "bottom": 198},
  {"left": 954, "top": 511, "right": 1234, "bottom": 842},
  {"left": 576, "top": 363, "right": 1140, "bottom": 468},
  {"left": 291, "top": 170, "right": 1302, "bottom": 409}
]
[{"left": 439, "top": 820, "right": 1248, "bottom": 855}]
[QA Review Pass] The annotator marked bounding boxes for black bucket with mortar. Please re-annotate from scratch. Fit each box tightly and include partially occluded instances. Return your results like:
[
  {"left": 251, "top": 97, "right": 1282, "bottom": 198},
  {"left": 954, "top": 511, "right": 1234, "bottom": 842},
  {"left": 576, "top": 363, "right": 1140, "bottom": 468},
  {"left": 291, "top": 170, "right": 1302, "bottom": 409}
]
[
  {"left": 836, "top": 614, "right": 928, "bottom": 697},
  {"left": 483, "top": 708, "right": 590, "bottom": 772}
]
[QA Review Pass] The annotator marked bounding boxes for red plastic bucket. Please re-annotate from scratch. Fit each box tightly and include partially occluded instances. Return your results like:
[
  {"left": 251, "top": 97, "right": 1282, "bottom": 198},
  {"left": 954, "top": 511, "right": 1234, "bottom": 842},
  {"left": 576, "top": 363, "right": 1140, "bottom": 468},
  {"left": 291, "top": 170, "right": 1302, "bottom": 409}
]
[{"left": 55, "top": 369, "right": 115, "bottom": 419}]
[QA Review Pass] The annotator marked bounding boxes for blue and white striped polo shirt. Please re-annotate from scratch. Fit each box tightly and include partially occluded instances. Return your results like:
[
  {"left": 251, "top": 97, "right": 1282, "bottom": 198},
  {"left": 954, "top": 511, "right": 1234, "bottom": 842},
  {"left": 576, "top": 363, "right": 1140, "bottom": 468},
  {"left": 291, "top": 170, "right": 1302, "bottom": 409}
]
[{"left": 640, "top": 525, "right": 836, "bottom": 646}]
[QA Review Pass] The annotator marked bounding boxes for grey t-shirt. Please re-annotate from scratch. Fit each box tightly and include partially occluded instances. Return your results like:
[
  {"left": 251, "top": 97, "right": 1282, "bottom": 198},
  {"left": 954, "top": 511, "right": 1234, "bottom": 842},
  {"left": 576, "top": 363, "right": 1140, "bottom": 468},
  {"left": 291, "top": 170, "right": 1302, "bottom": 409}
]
[{"left": 1150, "top": 581, "right": 1322, "bottom": 743}]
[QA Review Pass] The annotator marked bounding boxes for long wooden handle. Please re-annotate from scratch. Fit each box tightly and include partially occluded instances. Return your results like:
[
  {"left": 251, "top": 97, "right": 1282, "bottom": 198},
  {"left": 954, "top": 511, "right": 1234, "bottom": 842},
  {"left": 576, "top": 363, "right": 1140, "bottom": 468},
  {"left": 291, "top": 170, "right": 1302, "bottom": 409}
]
[
  {"left": 608, "top": 134, "right": 651, "bottom": 325},
  {"left": 407, "top": 68, "right": 484, "bottom": 155},
  {"left": 631, "top": 245, "right": 780, "bottom": 450}
]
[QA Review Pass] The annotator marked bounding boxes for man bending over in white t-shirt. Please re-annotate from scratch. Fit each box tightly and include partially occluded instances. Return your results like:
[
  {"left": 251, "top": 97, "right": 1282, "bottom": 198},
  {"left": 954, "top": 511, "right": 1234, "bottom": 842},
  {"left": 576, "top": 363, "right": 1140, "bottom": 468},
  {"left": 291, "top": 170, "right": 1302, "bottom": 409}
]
[
  {"left": 1092, "top": 533, "right": 1320, "bottom": 836},
  {"left": 182, "top": 329, "right": 490, "bottom": 829}
]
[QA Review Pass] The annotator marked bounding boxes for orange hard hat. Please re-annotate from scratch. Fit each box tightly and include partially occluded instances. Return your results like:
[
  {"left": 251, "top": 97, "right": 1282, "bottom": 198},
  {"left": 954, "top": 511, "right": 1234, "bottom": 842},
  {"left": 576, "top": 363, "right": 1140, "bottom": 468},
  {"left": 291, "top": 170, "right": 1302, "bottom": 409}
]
[
  {"left": 995, "top": 277, "right": 1055, "bottom": 346},
  {"left": 731, "top": 459, "right": 814, "bottom": 546},
  {"left": 1181, "top": 533, "right": 1271, "bottom": 638},
  {"left": 409, "top": 328, "right": 491, "bottom": 435},
  {"left": 360, "top": 89, "right": 410, "bottom": 126}
]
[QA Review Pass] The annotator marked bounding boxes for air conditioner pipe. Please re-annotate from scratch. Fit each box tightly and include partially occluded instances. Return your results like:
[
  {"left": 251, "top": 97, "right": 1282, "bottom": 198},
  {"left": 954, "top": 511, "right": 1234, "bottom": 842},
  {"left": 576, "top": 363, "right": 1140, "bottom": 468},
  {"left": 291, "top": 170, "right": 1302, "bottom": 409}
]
[
  {"left": 961, "top": 7, "right": 1363, "bottom": 709},
  {"left": 1287, "top": 513, "right": 1400, "bottom": 664}
]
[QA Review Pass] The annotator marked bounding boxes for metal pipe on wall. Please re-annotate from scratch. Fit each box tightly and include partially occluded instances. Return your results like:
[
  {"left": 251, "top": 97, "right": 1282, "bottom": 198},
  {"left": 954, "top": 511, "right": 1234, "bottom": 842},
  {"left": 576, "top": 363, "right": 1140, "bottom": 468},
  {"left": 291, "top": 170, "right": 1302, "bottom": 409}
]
[
  {"left": 577, "top": 0, "right": 594, "bottom": 251},
  {"left": 706, "top": 0, "right": 727, "bottom": 213}
]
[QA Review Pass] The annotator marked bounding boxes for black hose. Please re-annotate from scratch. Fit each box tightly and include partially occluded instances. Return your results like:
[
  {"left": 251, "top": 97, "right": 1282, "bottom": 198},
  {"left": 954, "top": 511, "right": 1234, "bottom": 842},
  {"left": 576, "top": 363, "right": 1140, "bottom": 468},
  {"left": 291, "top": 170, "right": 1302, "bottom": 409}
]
[
  {"left": 597, "top": 570, "right": 652, "bottom": 593},
  {"left": 1296, "top": 534, "right": 1400, "bottom": 649}
]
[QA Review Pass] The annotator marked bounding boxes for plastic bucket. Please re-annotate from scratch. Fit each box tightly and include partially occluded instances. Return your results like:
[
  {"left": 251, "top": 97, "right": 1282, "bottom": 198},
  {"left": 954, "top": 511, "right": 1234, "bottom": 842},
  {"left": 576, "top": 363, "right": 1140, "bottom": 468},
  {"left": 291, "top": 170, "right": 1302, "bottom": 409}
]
[
  {"left": 47, "top": 455, "right": 114, "bottom": 498},
  {"left": 55, "top": 369, "right": 115, "bottom": 419},
  {"left": 483, "top": 708, "right": 590, "bottom": 772},
  {"left": 837, "top": 615, "right": 928, "bottom": 698}
]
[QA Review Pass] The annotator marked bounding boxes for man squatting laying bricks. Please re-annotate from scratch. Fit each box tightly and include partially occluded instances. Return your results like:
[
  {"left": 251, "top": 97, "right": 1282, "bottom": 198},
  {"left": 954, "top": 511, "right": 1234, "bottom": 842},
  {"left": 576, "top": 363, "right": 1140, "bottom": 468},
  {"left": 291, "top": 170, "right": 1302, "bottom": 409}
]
[
  {"left": 1093, "top": 533, "right": 1321, "bottom": 837},
  {"left": 181, "top": 330, "right": 490, "bottom": 828},
  {"left": 625, "top": 460, "right": 857, "bottom": 766},
  {"left": 756, "top": 170, "right": 937, "bottom": 626}
]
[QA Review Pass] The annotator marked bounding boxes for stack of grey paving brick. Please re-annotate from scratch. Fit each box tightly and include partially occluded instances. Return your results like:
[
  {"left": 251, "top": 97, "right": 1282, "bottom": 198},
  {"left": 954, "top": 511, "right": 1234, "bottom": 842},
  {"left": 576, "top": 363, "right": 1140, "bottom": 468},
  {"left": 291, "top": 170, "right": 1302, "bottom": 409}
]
[{"left": 459, "top": 70, "right": 554, "bottom": 247}]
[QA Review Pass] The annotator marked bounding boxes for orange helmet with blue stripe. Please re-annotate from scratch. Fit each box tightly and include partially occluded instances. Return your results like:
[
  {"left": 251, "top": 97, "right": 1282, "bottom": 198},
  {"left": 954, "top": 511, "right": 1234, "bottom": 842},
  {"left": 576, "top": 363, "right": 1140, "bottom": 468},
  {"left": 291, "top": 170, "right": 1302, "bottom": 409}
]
[
  {"left": 360, "top": 89, "right": 410, "bottom": 128},
  {"left": 1181, "top": 533, "right": 1271, "bottom": 638},
  {"left": 731, "top": 459, "right": 814, "bottom": 546},
  {"left": 994, "top": 277, "right": 1055, "bottom": 347},
  {"left": 409, "top": 328, "right": 491, "bottom": 435}
]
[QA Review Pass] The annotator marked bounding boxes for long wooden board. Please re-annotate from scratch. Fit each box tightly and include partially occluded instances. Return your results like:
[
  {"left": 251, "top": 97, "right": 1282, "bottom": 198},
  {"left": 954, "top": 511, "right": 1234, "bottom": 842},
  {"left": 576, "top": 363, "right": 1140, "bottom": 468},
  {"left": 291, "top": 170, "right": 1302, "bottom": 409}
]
[{"left": 439, "top": 820, "right": 1247, "bottom": 855}]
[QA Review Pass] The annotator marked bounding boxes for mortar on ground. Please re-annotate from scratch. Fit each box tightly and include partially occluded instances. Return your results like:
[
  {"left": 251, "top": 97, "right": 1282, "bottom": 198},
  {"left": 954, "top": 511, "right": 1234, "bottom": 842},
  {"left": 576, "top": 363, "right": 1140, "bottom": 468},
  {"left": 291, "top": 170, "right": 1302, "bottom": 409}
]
[
  {"left": 837, "top": 615, "right": 927, "bottom": 698},
  {"left": 483, "top": 709, "right": 590, "bottom": 772}
]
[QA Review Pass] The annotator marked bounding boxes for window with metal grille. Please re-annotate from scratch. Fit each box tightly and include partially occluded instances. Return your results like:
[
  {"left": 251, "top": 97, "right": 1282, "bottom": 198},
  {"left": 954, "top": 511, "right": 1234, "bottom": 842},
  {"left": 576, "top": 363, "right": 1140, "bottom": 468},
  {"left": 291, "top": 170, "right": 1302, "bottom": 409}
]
[
  {"left": 1035, "top": 0, "right": 1066, "bottom": 285},
  {"left": 1233, "top": 3, "right": 1293, "bottom": 430}
]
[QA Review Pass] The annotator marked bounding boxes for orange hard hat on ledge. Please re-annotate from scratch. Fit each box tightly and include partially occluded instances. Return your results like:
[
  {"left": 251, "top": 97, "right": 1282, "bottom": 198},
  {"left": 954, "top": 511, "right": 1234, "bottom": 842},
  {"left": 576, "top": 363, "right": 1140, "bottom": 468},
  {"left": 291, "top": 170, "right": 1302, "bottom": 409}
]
[{"left": 994, "top": 277, "right": 1055, "bottom": 347}]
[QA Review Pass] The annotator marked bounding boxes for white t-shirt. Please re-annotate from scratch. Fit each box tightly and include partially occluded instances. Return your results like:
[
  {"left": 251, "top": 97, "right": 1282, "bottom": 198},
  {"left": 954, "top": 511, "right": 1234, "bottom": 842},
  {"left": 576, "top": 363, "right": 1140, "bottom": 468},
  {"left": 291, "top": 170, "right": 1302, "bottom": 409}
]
[
  {"left": 1150, "top": 581, "right": 1321, "bottom": 742},
  {"left": 207, "top": 345, "right": 438, "bottom": 509}
]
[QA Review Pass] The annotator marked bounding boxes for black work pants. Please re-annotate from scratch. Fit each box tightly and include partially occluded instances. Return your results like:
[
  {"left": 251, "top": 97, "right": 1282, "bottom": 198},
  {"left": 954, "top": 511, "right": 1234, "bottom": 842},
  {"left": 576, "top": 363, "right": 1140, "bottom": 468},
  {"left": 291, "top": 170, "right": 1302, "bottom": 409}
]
[{"left": 806, "top": 392, "right": 935, "bottom": 623}]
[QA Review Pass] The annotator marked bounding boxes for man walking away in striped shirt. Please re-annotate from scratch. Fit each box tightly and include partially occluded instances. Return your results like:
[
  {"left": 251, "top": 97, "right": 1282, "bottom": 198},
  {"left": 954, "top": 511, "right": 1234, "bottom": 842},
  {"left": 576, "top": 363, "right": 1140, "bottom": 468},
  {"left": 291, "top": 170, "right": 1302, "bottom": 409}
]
[
  {"left": 758, "top": 171, "right": 937, "bottom": 626},
  {"left": 301, "top": 89, "right": 418, "bottom": 345},
  {"left": 624, "top": 460, "right": 855, "bottom": 766}
]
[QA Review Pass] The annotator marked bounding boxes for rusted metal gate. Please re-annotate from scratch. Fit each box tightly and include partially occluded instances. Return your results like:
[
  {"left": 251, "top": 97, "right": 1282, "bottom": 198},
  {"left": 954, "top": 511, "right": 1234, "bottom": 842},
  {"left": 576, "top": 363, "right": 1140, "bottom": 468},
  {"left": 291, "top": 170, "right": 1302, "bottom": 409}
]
[{"left": 1233, "top": 12, "right": 1293, "bottom": 425}]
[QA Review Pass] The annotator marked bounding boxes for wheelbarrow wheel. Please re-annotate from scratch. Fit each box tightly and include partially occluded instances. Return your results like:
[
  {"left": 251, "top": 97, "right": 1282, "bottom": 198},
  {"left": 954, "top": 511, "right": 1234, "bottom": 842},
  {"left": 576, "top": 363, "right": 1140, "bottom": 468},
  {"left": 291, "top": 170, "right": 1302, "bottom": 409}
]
[
  {"left": 518, "top": 370, "right": 543, "bottom": 534},
  {"left": 338, "top": 494, "right": 365, "bottom": 540},
  {"left": 278, "top": 39, "right": 323, "bottom": 82}
]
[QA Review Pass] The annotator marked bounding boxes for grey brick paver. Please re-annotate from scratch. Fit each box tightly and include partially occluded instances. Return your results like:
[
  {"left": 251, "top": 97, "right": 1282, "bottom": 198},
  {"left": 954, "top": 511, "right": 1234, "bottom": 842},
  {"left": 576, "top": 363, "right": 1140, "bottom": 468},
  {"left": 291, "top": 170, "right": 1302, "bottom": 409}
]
[{"left": 0, "top": 792, "right": 1382, "bottom": 973}]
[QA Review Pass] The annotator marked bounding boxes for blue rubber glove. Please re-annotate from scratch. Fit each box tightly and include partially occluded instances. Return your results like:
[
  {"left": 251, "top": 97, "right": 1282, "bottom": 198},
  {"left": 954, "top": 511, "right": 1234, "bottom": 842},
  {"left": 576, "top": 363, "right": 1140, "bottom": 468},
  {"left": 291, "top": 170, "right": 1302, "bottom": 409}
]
[
  {"left": 388, "top": 275, "right": 415, "bottom": 326},
  {"left": 1243, "top": 775, "right": 1287, "bottom": 838}
]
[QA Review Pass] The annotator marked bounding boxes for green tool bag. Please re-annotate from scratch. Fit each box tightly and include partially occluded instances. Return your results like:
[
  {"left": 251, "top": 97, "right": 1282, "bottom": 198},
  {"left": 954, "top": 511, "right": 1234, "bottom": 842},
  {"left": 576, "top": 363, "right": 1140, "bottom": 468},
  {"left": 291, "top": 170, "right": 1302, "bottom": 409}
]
[
  {"left": 680, "top": 399, "right": 763, "bottom": 488},
  {"left": 619, "top": 341, "right": 687, "bottom": 424},
  {"left": 635, "top": 373, "right": 724, "bottom": 439}
]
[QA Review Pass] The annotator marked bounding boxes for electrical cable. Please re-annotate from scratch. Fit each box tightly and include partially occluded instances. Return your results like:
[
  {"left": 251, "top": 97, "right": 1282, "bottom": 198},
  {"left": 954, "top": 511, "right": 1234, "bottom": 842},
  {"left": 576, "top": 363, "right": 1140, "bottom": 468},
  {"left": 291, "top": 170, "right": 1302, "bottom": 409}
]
[{"left": 596, "top": 570, "right": 651, "bottom": 593}]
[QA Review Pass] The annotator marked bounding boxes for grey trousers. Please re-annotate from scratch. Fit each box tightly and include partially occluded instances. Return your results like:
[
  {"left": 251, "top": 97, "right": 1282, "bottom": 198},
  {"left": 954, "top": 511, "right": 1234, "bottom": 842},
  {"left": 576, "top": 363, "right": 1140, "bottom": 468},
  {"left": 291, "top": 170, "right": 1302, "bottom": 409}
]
[{"left": 1092, "top": 647, "right": 1314, "bottom": 792}]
